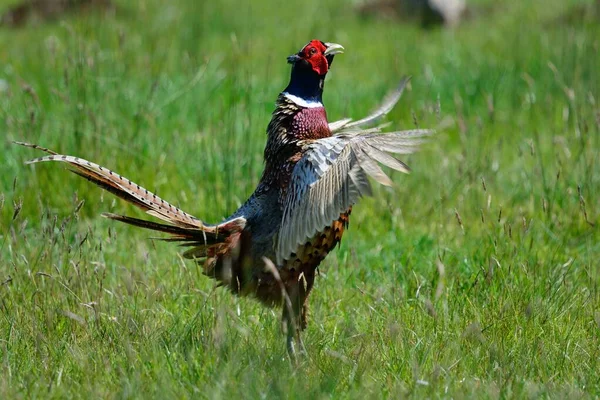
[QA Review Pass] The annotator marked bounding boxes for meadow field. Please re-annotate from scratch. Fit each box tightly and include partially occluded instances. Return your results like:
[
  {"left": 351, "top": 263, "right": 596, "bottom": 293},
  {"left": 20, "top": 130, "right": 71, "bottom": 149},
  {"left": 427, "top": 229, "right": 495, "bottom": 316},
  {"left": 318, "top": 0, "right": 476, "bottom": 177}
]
[{"left": 1, "top": 0, "right": 599, "bottom": 397}]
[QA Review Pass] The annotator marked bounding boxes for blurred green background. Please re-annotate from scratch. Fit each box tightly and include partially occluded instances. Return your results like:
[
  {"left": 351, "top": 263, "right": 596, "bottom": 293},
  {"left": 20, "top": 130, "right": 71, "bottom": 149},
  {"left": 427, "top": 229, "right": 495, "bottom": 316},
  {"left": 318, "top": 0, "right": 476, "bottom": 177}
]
[{"left": 0, "top": 0, "right": 599, "bottom": 398}]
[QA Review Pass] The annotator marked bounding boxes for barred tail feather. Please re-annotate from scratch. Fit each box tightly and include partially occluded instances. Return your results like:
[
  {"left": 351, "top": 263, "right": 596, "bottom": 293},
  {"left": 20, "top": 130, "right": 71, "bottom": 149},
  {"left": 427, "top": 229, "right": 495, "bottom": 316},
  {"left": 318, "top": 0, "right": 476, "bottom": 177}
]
[
  {"left": 16, "top": 141, "right": 203, "bottom": 228},
  {"left": 15, "top": 142, "right": 246, "bottom": 266},
  {"left": 101, "top": 212, "right": 223, "bottom": 241},
  {"left": 15, "top": 142, "right": 248, "bottom": 256},
  {"left": 102, "top": 212, "right": 237, "bottom": 260}
]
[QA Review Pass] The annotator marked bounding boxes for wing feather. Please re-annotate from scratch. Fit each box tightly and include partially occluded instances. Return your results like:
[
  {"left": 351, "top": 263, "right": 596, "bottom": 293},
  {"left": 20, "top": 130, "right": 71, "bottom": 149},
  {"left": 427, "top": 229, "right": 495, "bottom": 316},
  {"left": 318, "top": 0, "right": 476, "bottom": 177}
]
[
  {"left": 328, "top": 77, "right": 411, "bottom": 134},
  {"left": 362, "top": 143, "right": 411, "bottom": 174},
  {"left": 276, "top": 128, "right": 432, "bottom": 263}
]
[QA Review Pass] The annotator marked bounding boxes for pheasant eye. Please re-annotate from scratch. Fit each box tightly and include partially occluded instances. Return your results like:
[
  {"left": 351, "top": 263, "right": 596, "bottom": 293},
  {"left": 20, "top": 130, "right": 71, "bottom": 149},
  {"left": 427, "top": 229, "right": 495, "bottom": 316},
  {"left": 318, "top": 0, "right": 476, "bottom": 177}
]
[{"left": 309, "top": 47, "right": 317, "bottom": 56}]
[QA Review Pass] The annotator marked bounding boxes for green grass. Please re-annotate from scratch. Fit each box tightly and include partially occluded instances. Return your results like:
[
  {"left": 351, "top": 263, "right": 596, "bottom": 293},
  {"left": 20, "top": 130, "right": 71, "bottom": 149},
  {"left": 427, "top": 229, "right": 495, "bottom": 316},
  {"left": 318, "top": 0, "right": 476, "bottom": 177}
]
[{"left": 1, "top": 0, "right": 599, "bottom": 397}]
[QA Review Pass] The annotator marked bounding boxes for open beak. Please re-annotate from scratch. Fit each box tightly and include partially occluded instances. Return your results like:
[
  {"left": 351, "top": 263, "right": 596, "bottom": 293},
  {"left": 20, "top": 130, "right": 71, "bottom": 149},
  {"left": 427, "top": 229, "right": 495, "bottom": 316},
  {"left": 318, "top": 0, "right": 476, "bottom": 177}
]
[{"left": 324, "top": 42, "right": 344, "bottom": 56}]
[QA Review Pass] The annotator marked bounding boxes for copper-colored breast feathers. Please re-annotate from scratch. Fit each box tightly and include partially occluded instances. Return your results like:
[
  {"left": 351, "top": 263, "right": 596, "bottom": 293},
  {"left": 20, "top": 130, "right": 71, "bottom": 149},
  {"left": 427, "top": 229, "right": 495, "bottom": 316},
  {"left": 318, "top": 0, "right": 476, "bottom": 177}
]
[
  {"left": 250, "top": 208, "right": 351, "bottom": 310},
  {"left": 290, "top": 107, "right": 331, "bottom": 140}
]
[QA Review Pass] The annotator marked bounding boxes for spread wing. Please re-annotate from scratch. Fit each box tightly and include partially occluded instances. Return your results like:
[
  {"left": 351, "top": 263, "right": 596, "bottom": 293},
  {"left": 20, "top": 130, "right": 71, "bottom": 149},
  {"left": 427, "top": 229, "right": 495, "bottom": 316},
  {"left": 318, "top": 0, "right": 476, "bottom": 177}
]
[
  {"left": 276, "top": 128, "right": 433, "bottom": 263},
  {"left": 328, "top": 76, "right": 411, "bottom": 134}
]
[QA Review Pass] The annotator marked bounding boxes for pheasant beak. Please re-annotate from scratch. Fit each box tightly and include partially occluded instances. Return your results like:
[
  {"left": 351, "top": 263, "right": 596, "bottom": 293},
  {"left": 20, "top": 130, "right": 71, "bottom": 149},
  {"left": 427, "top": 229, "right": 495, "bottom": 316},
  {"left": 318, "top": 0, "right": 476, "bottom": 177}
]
[{"left": 324, "top": 43, "right": 344, "bottom": 56}]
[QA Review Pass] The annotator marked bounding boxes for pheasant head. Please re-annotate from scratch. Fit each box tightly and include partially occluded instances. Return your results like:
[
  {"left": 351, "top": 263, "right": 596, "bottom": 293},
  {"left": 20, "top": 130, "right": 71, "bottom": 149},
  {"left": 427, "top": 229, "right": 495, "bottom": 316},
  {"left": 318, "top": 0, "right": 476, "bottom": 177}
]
[
  {"left": 283, "top": 40, "right": 344, "bottom": 105},
  {"left": 287, "top": 40, "right": 344, "bottom": 75},
  {"left": 262, "top": 40, "right": 344, "bottom": 181}
]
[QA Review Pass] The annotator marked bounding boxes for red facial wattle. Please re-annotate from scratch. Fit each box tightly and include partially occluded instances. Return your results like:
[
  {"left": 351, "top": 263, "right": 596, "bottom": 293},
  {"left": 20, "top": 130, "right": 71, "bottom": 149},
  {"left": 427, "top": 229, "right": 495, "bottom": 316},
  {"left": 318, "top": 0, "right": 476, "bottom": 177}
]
[
  {"left": 283, "top": 40, "right": 344, "bottom": 104},
  {"left": 300, "top": 40, "right": 329, "bottom": 76}
]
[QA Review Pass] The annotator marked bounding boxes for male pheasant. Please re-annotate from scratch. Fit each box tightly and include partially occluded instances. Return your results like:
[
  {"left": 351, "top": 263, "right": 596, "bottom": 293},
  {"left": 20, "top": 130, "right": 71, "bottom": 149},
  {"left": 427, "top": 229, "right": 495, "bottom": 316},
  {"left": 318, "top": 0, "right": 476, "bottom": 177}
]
[{"left": 18, "top": 40, "right": 432, "bottom": 355}]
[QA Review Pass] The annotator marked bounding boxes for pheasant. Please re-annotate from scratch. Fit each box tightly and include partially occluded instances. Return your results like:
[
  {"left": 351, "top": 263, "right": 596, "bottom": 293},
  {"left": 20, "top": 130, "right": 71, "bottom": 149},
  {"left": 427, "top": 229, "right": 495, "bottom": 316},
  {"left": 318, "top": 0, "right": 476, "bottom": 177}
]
[{"left": 17, "top": 39, "right": 432, "bottom": 355}]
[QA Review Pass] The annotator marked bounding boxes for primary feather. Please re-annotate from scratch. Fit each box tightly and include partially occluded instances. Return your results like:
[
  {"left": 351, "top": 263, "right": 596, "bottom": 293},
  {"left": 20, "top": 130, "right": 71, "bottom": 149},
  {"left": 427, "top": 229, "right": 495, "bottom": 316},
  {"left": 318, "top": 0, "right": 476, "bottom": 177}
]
[{"left": 276, "top": 128, "right": 432, "bottom": 263}]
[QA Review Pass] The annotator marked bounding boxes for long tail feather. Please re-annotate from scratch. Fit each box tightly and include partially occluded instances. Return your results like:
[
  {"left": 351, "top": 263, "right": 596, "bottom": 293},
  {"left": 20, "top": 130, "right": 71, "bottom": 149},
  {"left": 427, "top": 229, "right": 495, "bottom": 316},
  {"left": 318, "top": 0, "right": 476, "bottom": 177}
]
[
  {"left": 16, "top": 141, "right": 202, "bottom": 228},
  {"left": 102, "top": 212, "right": 222, "bottom": 242},
  {"left": 15, "top": 142, "right": 248, "bottom": 259},
  {"left": 15, "top": 142, "right": 246, "bottom": 273}
]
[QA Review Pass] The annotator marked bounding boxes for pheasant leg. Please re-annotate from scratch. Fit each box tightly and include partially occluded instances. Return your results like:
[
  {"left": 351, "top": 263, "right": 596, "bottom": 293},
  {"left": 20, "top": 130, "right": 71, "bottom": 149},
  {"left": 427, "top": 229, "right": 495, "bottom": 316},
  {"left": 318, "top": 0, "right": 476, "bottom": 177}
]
[{"left": 282, "top": 276, "right": 308, "bottom": 358}]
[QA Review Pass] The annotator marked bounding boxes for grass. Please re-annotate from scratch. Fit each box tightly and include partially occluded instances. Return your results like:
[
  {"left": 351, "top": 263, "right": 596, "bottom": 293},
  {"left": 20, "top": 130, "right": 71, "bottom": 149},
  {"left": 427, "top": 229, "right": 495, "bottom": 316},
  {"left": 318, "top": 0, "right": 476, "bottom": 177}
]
[{"left": 1, "top": 0, "right": 599, "bottom": 397}]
